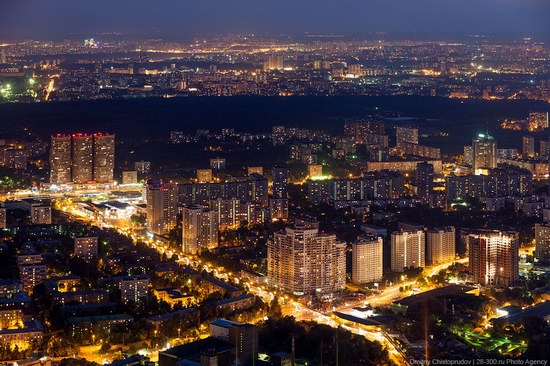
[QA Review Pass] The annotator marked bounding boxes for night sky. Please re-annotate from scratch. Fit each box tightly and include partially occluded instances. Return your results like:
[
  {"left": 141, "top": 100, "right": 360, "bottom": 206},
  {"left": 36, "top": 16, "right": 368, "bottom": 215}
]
[{"left": 0, "top": 0, "right": 549, "bottom": 38}]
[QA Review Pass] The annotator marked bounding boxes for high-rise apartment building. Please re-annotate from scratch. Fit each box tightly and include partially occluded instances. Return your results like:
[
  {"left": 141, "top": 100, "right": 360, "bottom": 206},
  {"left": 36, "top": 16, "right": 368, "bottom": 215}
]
[
  {"left": 416, "top": 162, "right": 434, "bottom": 205},
  {"left": 0, "top": 208, "right": 6, "bottom": 229},
  {"left": 396, "top": 126, "right": 419, "bottom": 145},
  {"left": 464, "top": 146, "right": 473, "bottom": 165},
  {"left": 209, "top": 198, "right": 269, "bottom": 229},
  {"left": 247, "top": 166, "right": 264, "bottom": 176},
  {"left": 272, "top": 166, "right": 288, "bottom": 199},
  {"left": 146, "top": 180, "right": 178, "bottom": 236},
  {"left": 270, "top": 166, "right": 289, "bottom": 220},
  {"left": 31, "top": 204, "right": 52, "bottom": 224},
  {"left": 71, "top": 134, "right": 93, "bottom": 183},
  {"left": 472, "top": 134, "right": 497, "bottom": 175},
  {"left": 210, "top": 319, "right": 258, "bottom": 366},
  {"left": 135, "top": 161, "right": 150, "bottom": 174},
  {"left": 50, "top": 134, "right": 115, "bottom": 184},
  {"left": 177, "top": 175, "right": 269, "bottom": 207},
  {"left": 182, "top": 205, "right": 219, "bottom": 254},
  {"left": 391, "top": 230, "right": 425, "bottom": 272},
  {"left": 268, "top": 220, "right": 346, "bottom": 295},
  {"left": 122, "top": 170, "right": 138, "bottom": 185},
  {"left": 269, "top": 199, "right": 289, "bottom": 221},
  {"left": 307, "top": 171, "right": 404, "bottom": 205},
  {"left": 50, "top": 135, "right": 72, "bottom": 184},
  {"left": 351, "top": 235, "right": 383, "bottom": 284},
  {"left": 540, "top": 140, "right": 550, "bottom": 161},
  {"left": 308, "top": 165, "right": 323, "bottom": 178},
  {"left": 343, "top": 121, "right": 385, "bottom": 144},
  {"left": 263, "top": 55, "right": 284, "bottom": 70},
  {"left": 522, "top": 136, "right": 535, "bottom": 158},
  {"left": 529, "top": 111, "right": 549, "bottom": 131},
  {"left": 445, "top": 166, "right": 532, "bottom": 204},
  {"left": 209, "top": 158, "right": 226, "bottom": 170},
  {"left": 467, "top": 230, "right": 519, "bottom": 287},
  {"left": 426, "top": 227, "right": 456, "bottom": 265},
  {"left": 272, "top": 126, "right": 286, "bottom": 146},
  {"left": 347, "top": 64, "right": 362, "bottom": 76},
  {"left": 18, "top": 254, "right": 46, "bottom": 295},
  {"left": 535, "top": 224, "right": 550, "bottom": 263},
  {"left": 93, "top": 134, "right": 115, "bottom": 183},
  {"left": 196, "top": 169, "right": 213, "bottom": 183},
  {"left": 74, "top": 236, "right": 99, "bottom": 259}
]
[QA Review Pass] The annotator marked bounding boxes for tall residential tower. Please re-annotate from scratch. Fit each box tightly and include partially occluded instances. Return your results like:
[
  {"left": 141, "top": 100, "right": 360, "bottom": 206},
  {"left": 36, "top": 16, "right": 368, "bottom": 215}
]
[
  {"left": 50, "top": 133, "right": 115, "bottom": 184},
  {"left": 268, "top": 220, "right": 346, "bottom": 295},
  {"left": 467, "top": 230, "right": 519, "bottom": 287},
  {"left": 146, "top": 180, "right": 178, "bottom": 236}
]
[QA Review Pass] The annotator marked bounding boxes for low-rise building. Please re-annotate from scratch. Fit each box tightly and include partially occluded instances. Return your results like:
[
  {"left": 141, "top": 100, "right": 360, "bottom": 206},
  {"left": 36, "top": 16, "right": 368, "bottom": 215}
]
[
  {"left": 209, "top": 294, "right": 256, "bottom": 314},
  {"left": 147, "top": 308, "right": 200, "bottom": 338},
  {"left": 117, "top": 275, "right": 150, "bottom": 304},
  {"left": 52, "top": 290, "right": 109, "bottom": 305},
  {"left": 66, "top": 314, "right": 133, "bottom": 340},
  {"left": 153, "top": 288, "right": 195, "bottom": 308},
  {"left": 0, "top": 320, "right": 43, "bottom": 348}
]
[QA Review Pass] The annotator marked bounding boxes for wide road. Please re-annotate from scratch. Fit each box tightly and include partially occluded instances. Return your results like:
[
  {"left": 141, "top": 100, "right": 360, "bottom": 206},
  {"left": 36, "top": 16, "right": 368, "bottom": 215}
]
[
  {"left": 12, "top": 186, "right": 533, "bottom": 366},
  {"left": 337, "top": 257, "right": 469, "bottom": 313},
  {"left": 50, "top": 189, "right": 409, "bottom": 364}
]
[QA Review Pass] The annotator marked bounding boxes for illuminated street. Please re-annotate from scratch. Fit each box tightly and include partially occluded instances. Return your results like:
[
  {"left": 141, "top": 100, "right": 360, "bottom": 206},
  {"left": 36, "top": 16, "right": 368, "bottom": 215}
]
[{"left": 0, "top": 6, "right": 549, "bottom": 364}]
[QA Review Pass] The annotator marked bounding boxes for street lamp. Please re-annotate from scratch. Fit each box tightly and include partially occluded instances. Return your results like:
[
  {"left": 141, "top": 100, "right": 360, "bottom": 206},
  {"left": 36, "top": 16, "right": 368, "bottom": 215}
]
[
  {"left": 92, "top": 334, "right": 95, "bottom": 346},
  {"left": 335, "top": 324, "right": 343, "bottom": 366}
]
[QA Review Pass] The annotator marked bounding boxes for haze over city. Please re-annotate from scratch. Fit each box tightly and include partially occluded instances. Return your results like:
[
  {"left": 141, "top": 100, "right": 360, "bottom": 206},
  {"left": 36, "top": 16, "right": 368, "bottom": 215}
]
[
  {"left": 0, "top": 1, "right": 549, "bottom": 366},
  {"left": 1, "top": 0, "right": 549, "bottom": 38}
]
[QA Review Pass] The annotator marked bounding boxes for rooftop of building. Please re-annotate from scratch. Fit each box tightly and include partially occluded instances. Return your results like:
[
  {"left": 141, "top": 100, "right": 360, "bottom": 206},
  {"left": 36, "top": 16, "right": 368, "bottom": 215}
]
[
  {"left": 52, "top": 133, "right": 115, "bottom": 138},
  {"left": 66, "top": 313, "right": 133, "bottom": 324},
  {"left": 159, "top": 337, "right": 232, "bottom": 360},
  {"left": 0, "top": 278, "right": 22, "bottom": 285},
  {"left": 210, "top": 318, "right": 250, "bottom": 329},
  {"left": 96, "top": 201, "right": 132, "bottom": 209},
  {"left": 61, "top": 302, "right": 119, "bottom": 312},
  {"left": 52, "top": 289, "right": 109, "bottom": 296},
  {"left": 0, "top": 292, "right": 32, "bottom": 303},
  {"left": 111, "top": 274, "right": 150, "bottom": 282},
  {"left": 210, "top": 294, "right": 254, "bottom": 307},
  {"left": 0, "top": 320, "right": 43, "bottom": 334},
  {"left": 201, "top": 274, "right": 241, "bottom": 293},
  {"left": 147, "top": 308, "right": 198, "bottom": 322},
  {"left": 108, "top": 354, "right": 148, "bottom": 366},
  {"left": 394, "top": 284, "right": 475, "bottom": 308},
  {"left": 496, "top": 301, "right": 550, "bottom": 324}
]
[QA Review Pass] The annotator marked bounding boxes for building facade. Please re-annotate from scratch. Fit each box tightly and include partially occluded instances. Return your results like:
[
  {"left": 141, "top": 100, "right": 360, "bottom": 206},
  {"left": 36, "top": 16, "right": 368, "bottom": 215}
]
[
  {"left": 146, "top": 180, "right": 178, "bottom": 236},
  {"left": 416, "top": 162, "right": 434, "bottom": 205},
  {"left": 351, "top": 235, "right": 383, "bottom": 284},
  {"left": 50, "top": 133, "right": 115, "bottom": 184},
  {"left": 267, "top": 221, "right": 346, "bottom": 295},
  {"left": 391, "top": 230, "right": 425, "bottom": 272},
  {"left": 467, "top": 230, "right": 519, "bottom": 287},
  {"left": 535, "top": 224, "right": 550, "bottom": 263},
  {"left": 50, "top": 135, "right": 72, "bottom": 184},
  {"left": 426, "top": 227, "right": 456, "bottom": 265},
  {"left": 74, "top": 236, "right": 99, "bottom": 259},
  {"left": 182, "top": 205, "right": 219, "bottom": 254},
  {"left": 472, "top": 134, "right": 497, "bottom": 175}
]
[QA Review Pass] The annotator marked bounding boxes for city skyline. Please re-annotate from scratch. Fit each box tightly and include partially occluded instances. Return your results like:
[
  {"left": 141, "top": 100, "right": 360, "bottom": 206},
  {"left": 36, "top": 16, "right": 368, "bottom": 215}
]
[
  {"left": 0, "top": 0, "right": 549, "bottom": 39},
  {"left": 0, "top": 1, "right": 549, "bottom": 365}
]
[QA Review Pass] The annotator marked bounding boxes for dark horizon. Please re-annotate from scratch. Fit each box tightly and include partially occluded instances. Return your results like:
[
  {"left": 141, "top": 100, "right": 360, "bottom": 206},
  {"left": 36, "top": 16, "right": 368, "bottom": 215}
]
[{"left": 0, "top": 0, "right": 549, "bottom": 40}]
